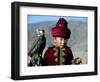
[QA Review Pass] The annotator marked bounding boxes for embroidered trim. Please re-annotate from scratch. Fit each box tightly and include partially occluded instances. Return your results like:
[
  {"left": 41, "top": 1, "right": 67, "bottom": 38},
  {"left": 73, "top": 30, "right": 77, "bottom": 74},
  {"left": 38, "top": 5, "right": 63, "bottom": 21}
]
[
  {"left": 60, "top": 48, "right": 65, "bottom": 64},
  {"left": 53, "top": 48, "right": 58, "bottom": 57},
  {"left": 53, "top": 47, "right": 65, "bottom": 64},
  {"left": 54, "top": 58, "right": 58, "bottom": 62}
]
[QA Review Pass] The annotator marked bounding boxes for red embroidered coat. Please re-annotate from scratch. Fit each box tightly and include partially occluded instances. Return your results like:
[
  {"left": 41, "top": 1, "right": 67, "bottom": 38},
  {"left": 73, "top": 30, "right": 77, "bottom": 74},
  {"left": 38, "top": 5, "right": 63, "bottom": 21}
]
[{"left": 43, "top": 46, "right": 73, "bottom": 66}]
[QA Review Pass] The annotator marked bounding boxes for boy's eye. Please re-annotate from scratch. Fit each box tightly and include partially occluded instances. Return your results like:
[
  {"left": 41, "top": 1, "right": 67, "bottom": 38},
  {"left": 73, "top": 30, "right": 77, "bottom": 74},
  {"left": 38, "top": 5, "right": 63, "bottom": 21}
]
[{"left": 60, "top": 38, "right": 64, "bottom": 41}]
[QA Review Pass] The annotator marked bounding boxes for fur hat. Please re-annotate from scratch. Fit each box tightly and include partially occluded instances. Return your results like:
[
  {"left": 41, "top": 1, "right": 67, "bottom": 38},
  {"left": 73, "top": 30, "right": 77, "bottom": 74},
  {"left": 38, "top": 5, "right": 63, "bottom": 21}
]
[{"left": 51, "top": 18, "right": 70, "bottom": 39}]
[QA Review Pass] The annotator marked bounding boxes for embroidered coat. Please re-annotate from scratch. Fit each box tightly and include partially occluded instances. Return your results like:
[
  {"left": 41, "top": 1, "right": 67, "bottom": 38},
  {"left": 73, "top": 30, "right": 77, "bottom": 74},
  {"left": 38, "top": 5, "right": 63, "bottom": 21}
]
[{"left": 43, "top": 46, "right": 73, "bottom": 66}]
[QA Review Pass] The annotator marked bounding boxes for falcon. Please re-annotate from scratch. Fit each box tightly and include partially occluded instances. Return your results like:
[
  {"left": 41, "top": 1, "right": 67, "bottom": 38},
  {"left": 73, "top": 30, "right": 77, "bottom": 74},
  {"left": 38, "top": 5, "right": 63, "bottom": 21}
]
[{"left": 28, "top": 29, "right": 46, "bottom": 66}]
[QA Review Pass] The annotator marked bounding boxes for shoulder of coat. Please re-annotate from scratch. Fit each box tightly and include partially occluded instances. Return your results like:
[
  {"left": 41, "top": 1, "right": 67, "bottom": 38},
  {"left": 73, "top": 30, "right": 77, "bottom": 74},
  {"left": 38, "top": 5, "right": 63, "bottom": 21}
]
[{"left": 64, "top": 45, "right": 70, "bottom": 48}]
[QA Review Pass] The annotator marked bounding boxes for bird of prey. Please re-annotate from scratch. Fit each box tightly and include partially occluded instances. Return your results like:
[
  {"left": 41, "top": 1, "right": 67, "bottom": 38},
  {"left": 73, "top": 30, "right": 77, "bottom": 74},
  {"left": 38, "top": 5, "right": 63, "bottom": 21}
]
[{"left": 28, "top": 29, "right": 46, "bottom": 66}]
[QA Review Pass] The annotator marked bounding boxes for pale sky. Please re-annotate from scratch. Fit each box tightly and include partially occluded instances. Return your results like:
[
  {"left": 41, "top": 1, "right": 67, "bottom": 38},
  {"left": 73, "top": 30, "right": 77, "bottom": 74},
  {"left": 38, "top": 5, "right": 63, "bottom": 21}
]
[{"left": 28, "top": 15, "right": 87, "bottom": 24}]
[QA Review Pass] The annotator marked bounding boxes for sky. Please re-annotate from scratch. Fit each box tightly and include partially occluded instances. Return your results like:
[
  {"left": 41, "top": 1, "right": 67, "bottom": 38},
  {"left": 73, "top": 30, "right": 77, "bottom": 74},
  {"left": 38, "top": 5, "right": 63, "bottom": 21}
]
[{"left": 28, "top": 15, "right": 88, "bottom": 24}]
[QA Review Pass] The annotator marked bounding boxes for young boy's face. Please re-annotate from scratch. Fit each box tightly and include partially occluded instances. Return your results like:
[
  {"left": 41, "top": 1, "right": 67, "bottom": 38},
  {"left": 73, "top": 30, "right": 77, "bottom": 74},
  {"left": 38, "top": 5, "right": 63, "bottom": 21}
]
[{"left": 53, "top": 37, "right": 67, "bottom": 48}]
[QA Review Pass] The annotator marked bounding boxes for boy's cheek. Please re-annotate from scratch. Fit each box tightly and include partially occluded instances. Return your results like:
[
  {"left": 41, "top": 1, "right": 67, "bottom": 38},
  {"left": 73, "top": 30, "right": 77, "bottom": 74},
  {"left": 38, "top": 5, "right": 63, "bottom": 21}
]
[{"left": 56, "top": 43, "right": 64, "bottom": 48}]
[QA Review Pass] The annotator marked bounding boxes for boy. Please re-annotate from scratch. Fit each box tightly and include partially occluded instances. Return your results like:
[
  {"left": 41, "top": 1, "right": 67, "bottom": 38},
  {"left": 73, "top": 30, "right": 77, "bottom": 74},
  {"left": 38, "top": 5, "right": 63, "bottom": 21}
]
[{"left": 43, "top": 18, "right": 73, "bottom": 65}]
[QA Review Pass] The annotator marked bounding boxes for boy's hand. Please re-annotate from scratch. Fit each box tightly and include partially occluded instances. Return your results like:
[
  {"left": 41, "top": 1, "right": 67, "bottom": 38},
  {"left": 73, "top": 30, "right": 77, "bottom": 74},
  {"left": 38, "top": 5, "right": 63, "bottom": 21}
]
[{"left": 72, "top": 57, "right": 82, "bottom": 65}]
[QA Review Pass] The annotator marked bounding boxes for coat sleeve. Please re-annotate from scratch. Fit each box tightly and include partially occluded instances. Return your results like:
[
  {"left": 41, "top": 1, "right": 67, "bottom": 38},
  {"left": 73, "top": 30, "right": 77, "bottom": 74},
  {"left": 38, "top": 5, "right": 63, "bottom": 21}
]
[
  {"left": 69, "top": 49, "right": 74, "bottom": 64},
  {"left": 65, "top": 48, "right": 74, "bottom": 65}
]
